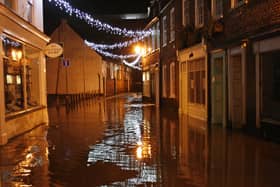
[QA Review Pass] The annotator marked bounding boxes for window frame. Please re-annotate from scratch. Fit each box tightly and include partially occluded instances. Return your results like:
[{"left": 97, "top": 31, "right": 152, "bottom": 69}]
[
  {"left": 162, "top": 15, "right": 167, "bottom": 47},
  {"left": 170, "top": 7, "right": 175, "bottom": 42},
  {"left": 195, "top": 0, "right": 204, "bottom": 28},
  {"left": 212, "top": 0, "right": 223, "bottom": 19}
]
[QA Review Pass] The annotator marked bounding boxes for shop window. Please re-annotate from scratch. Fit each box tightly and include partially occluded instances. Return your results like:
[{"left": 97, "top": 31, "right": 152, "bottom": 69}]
[
  {"left": 188, "top": 58, "right": 205, "bottom": 104},
  {"left": 2, "top": 37, "right": 40, "bottom": 114}
]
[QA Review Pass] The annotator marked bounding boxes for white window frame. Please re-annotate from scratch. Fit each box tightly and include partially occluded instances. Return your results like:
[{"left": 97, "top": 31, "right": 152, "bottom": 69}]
[
  {"left": 170, "top": 62, "right": 176, "bottom": 98},
  {"left": 212, "top": 0, "right": 223, "bottom": 19},
  {"left": 195, "top": 0, "right": 204, "bottom": 28},
  {"left": 170, "top": 7, "right": 175, "bottom": 42},
  {"left": 162, "top": 15, "right": 167, "bottom": 47},
  {"left": 182, "top": 0, "right": 190, "bottom": 26}
]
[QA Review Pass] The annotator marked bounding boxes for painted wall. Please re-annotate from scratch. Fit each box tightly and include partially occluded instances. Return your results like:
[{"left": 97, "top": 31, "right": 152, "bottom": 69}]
[{"left": 46, "top": 21, "right": 104, "bottom": 95}]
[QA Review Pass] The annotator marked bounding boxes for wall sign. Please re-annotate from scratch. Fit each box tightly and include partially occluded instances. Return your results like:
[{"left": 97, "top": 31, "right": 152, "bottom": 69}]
[{"left": 44, "top": 43, "right": 63, "bottom": 58}]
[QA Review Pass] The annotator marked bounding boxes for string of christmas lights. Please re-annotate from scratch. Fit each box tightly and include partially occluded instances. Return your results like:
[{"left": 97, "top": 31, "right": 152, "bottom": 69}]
[
  {"left": 92, "top": 47, "right": 138, "bottom": 60},
  {"left": 122, "top": 55, "right": 141, "bottom": 66},
  {"left": 123, "top": 58, "right": 142, "bottom": 70},
  {"left": 48, "top": 0, "right": 152, "bottom": 38},
  {"left": 84, "top": 33, "right": 150, "bottom": 50}
]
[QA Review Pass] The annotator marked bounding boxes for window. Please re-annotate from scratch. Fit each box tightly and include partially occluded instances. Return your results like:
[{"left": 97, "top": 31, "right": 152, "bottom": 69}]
[
  {"left": 3, "top": 37, "right": 41, "bottom": 114},
  {"left": 152, "top": 25, "right": 156, "bottom": 51},
  {"left": 4, "top": 0, "right": 15, "bottom": 10},
  {"left": 23, "top": 0, "right": 33, "bottom": 23},
  {"left": 170, "top": 62, "right": 175, "bottom": 98},
  {"left": 188, "top": 58, "right": 205, "bottom": 104},
  {"left": 212, "top": 0, "right": 223, "bottom": 19},
  {"left": 195, "top": 0, "right": 204, "bottom": 27},
  {"left": 156, "top": 21, "right": 160, "bottom": 49},
  {"left": 162, "top": 65, "right": 167, "bottom": 97},
  {"left": 231, "top": 0, "right": 246, "bottom": 8},
  {"left": 162, "top": 16, "right": 167, "bottom": 47},
  {"left": 183, "top": 0, "right": 190, "bottom": 26},
  {"left": 170, "top": 7, "right": 175, "bottom": 42}
]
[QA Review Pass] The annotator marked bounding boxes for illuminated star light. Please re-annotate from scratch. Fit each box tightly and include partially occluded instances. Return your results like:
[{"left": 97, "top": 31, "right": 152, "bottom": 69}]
[{"left": 48, "top": 0, "right": 152, "bottom": 38}]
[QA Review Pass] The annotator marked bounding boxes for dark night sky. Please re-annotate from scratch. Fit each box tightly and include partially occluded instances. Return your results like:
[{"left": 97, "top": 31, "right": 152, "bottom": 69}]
[
  {"left": 43, "top": 0, "right": 151, "bottom": 38},
  {"left": 43, "top": 0, "right": 151, "bottom": 60}
]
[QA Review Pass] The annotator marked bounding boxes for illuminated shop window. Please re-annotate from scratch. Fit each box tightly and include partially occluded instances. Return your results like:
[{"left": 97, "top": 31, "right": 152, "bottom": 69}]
[{"left": 2, "top": 37, "right": 40, "bottom": 114}]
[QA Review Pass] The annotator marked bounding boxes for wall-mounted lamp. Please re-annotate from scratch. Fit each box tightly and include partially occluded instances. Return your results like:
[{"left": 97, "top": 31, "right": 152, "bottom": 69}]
[{"left": 11, "top": 49, "right": 22, "bottom": 61}]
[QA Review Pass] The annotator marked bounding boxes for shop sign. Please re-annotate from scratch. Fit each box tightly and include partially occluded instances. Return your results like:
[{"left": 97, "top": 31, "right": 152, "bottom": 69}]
[{"left": 44, "top": 43, "right": 63, "bottom": 58}]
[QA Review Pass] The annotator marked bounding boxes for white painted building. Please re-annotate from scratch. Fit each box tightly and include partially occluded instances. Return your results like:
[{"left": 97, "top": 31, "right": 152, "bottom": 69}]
[{"left": 0, "top": 0, "right": 50, "bottom": 145}]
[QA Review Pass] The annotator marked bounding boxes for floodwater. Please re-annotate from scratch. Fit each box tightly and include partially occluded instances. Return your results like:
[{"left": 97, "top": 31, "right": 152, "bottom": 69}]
[{"left": 0, "top": 93, "right": 280, "bottom": 187}]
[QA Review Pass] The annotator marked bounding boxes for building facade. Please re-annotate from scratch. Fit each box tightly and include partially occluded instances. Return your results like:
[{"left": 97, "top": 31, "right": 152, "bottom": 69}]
[
  {"left": 46, "top": 21, "right": 106, "bottom": 103},
  {"left": 105, "top": 61, "right": 133, "bottom": 96},
  {"left": 0, "top": 0, "right": 50, "bottom": 145},
  {"left": 142, "top": 14, "right": 161, "bottom": 106}
]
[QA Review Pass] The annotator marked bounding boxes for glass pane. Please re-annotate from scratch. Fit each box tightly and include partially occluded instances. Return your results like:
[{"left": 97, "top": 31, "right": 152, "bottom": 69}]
[{"left": 25, "top": 45, "right": 40, "bottom": 107}]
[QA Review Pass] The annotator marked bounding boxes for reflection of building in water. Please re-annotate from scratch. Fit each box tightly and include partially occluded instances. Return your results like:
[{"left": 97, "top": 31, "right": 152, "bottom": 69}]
[
  {"left": 178, "top": 115, "right": 208, "bottom": 187},
  {"left": 0, "top": 126, "right": 49, "bottom": 186}
]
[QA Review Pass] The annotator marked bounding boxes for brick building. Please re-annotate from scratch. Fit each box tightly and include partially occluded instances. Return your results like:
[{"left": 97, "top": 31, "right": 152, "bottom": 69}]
[{"left": 144, "top": 0, "right": 280, "bottom": 134}]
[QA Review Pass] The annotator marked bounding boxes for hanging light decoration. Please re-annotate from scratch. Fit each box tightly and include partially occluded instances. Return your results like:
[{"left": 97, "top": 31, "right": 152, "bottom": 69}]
[
  {"left": 91, "top": 47, "right": 138, "bottom": 60},
  {"left": 84, "top": 30, "right": 153, "bottom": 50},
  {"left": 48, "top": 0, "right": 153, "bottom": 38}
]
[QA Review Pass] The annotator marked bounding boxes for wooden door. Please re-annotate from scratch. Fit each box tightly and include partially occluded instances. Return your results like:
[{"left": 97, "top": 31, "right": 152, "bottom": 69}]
[
  {"left": 211, "top": 56, "right": 224, "bottom": 124},
  {"left": 230, "top": 55, "right": 243, "bottom": 127}
]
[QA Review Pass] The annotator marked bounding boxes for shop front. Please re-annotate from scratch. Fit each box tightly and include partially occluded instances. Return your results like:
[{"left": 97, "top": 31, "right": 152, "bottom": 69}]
[{"left": 0, "top": 5, "right": 50, "bottom": 145}]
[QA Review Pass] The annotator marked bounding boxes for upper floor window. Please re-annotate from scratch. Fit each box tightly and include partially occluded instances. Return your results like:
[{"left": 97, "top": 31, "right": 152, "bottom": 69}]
[
  {"left": 212, "top": 0, "right": 223, "bottom": 19},
  {"left": 4, "top": 0, "right": 15, "bottom": 10},
  {"left": 195, "top": 0, "right": 204, "bottom": 27},
  {"left": 152, "top": 24, "right": 156, "bottom": 51},
  {"left": 24, "top": 0, "right": 33, "bottom": 23},
  {"left": 182, "top": 0, "right": 190, "bottom": 26},
  {"left": 231, "top": 0, "right": 246, "bottom": 8},
  {"left": 162, "top": 15, "right": 167, "bottom": 47},
  {"left": 170, "top": 7, "right": 175, "bottom": 42},
  {"left": 156, "top": 21, "right": 160, "bottom": 49}
]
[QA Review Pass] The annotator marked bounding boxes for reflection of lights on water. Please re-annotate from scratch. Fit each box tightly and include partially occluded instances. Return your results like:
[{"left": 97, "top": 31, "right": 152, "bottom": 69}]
[
  {"left": 136, "top": 146, "right": 142, "bottom": 159},
  {"left": 87, "top": 95, "right": 159, "bottom": 185}
]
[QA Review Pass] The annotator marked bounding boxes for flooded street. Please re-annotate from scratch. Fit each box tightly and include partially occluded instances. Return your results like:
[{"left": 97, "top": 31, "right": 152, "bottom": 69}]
[{"left": 1, "top": 93, "right": 280, "bottom": 187}]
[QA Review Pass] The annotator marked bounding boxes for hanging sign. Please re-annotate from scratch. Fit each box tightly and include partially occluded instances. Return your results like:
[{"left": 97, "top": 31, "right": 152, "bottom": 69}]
[{"left": 44, "top": 43, "right": 63, "bottom": 58}]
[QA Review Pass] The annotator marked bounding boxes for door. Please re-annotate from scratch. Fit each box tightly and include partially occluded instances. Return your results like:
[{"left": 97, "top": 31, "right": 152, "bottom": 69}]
[
  {"left": 230, "top": 55, "right": 243, "bottom": 127},
  {"left": 181, "top": 61, "right": 188, "bottom": 113},
  {"left": 211, "top": 55, "right": 224, "bottom": 125}
]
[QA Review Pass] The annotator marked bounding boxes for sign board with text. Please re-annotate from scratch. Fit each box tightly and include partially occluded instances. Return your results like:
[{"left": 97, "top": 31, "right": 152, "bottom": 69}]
[{"left": 44, "top": 43, "right": 63, "bottom": 58}]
